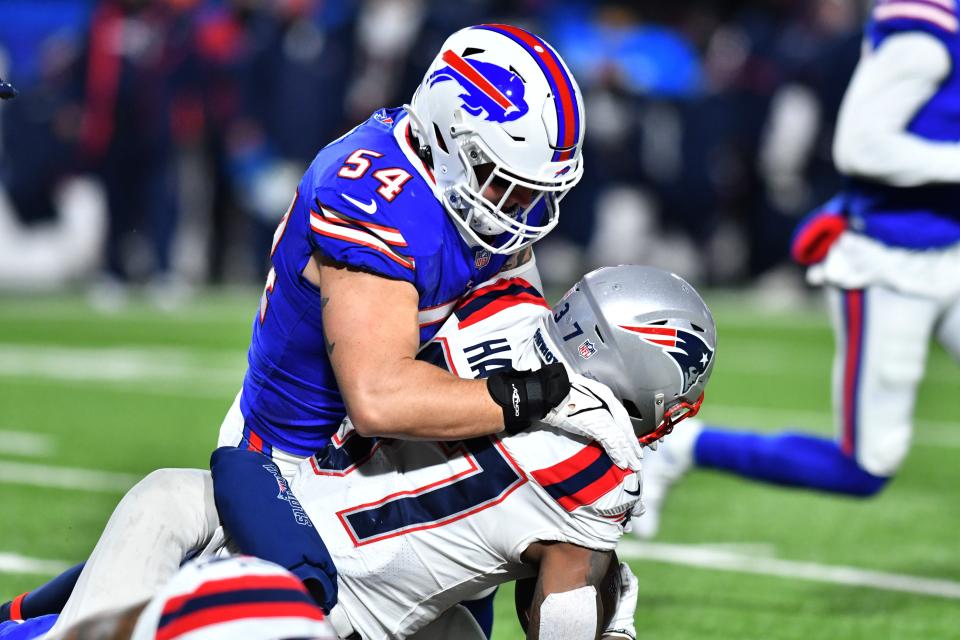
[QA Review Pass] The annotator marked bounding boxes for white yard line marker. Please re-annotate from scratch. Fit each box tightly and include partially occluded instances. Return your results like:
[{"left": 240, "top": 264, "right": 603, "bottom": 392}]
[
  {"left": 618, "top": 540, "right": 960, "bottom": 599},
  {"left": 0, "top": 430, "right": 55, "bottom": 457},
  {"left": 0, "top": 344, "right": 243, "bottom": 384},
  {"left": 0, "top": 461, "right": 139, "bottom": 493},
  {"left": 0, "top": 553, "right": 70, "bottom": 576}
]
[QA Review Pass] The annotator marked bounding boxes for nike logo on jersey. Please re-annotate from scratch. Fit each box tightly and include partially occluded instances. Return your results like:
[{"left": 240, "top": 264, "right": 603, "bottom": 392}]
[
  {"left": 340, "top": 193, "right": 377, "bottom": 214},
  {"left": 624, "top": 486, "right": 642, "bottom": 497}
]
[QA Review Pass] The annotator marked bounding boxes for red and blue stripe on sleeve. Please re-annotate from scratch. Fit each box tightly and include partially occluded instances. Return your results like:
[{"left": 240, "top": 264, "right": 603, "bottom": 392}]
[
  {"left": 456, "top": 277, "right": 549, "bottom": 329},
  {"left": 531, "top": 443, "right": 632, "bottom": 512},
  {"left": 309, "top": 200, "right": 416, "bottom": 279}
]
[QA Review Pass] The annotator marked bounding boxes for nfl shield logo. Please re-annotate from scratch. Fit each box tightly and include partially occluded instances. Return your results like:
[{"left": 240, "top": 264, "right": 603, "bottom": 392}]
[
  {"left": 578, "top": 339, "right": 597, "bottom": 359},
  {"left": 475, "top": 249, "right": 491, "bottom": 269}
]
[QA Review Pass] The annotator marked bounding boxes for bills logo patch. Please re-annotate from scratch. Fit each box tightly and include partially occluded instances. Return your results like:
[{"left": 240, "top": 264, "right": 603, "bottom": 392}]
[
  {"left": 578, "top": 339, "right": 597, "bottom": 359},
  {"left": 475, "top": 249, "right": 491, "bottom": 269},
  {"left": 428, "top": 50, "right": 529, "bottom": 123},
  {"left": 618, "top": 324, "right": 713, "bottom": 393}
]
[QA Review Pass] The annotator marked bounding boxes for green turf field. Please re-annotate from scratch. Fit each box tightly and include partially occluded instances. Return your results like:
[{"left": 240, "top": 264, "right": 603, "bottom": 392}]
[{"left": 1, "top": 291, "right": 957, "bottom": 639}]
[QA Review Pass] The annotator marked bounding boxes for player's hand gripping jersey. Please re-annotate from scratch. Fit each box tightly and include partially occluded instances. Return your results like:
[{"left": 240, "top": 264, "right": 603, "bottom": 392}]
[
  {"left": 290, "top": 276, "right": 640, "bottom": 640},
  {"left": 242, "top": 109, "right": 532, "bottom": 456}
]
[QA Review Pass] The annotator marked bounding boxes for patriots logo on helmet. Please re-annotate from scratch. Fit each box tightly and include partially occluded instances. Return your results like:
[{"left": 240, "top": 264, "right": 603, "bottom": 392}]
[
  {"left": 428, "top": 50, "right": 529, "bottom": 123},
  {"left": 618, "top": 324, "right": 714, "bottom": 393}
]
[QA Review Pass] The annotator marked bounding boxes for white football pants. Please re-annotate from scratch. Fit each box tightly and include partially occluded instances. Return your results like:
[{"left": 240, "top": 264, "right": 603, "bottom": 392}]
[
  {"left": 827, "top": 284, "right": 960, "bottom": 476},
  {"left": 45, "top": 469, "right": 220, "bottom": 636}
]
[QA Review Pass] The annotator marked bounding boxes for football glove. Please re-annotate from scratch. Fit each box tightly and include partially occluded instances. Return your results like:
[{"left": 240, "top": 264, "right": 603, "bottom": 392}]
[
  {"left": 603, "top": 563, "right": 639, "bottom": 640},
  {"left": 542, "top": 374, "right": 644, "bottom": 472}
]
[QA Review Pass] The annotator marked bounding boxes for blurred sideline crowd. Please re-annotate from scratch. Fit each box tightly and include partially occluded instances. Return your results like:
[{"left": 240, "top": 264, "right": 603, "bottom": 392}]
[{"left": 0, "top": 0, "right": 869, "bottom": 307}]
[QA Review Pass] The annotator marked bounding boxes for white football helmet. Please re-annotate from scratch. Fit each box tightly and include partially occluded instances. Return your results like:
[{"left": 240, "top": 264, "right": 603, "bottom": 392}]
[
  {"left": 406, "top": 24, "right": 585, "bottom": 254},
  {"left": 542, "top": 265, "right": 717, "bottom": 446}
]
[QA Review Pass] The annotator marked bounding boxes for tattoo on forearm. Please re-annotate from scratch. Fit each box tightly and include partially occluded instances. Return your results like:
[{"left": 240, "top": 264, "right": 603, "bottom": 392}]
[{"left": 321, "top": 296, "right": 336, "bottom": 355}]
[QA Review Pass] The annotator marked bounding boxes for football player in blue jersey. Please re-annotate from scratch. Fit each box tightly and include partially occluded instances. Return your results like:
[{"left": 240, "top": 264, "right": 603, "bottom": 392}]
[
  {"left": 219, "top": 23, "right": 644, "bottom": 477},
  {"left": 0, "top": 23, "right": 643, "bottom": 634},
  {"left": 635, "top": 0, "right": 960, "bottom": 538}
]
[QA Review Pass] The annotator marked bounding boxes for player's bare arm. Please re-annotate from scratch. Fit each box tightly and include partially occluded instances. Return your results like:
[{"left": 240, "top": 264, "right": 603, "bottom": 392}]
[
  {"left": 314, "top": 255, "right": 505, "bottom": 439},
  {"left": 520, "top": 541, "right": 616, "bottom": 640},
  {"left": 311, "top": 254, "right": 645, "bottom": 471}
]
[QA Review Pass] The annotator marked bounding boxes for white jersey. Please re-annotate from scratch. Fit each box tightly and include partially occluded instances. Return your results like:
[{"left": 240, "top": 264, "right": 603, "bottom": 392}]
[
  {"left": 131, "top": 556, "right": 336, "bottom": 640},
  {"left": 289, "top": 275, "right": 640, "bottom": 640}
]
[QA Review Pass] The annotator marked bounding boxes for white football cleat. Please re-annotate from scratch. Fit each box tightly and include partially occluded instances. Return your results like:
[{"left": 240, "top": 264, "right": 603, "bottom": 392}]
[{"left": 631, "top": 419, "right": 703, "bottom": 539}]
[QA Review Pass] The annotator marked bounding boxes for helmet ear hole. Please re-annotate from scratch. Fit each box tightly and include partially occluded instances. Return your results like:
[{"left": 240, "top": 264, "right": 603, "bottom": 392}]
[
  {"left": 594, "top": 325, "right": 606, "bottom": 343},
  {"left": 622, "top": 399, "right": 642, "bottom": 422},
  {"left": 432, "top": 122, "right": 449, "bottom": 154}
]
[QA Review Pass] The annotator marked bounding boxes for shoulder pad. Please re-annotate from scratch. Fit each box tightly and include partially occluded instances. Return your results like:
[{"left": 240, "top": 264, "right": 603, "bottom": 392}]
[{"left": 311, "top": 132, "right": 446, "bottom": 259}]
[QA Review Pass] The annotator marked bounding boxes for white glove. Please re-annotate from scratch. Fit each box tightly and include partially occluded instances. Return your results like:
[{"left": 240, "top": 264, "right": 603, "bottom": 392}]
[
  {"left": 542, "top": 374, "right": 644, "bottom": 471},
  {"left": 603, "top": 563, "right": 639, "bottom": 640}
]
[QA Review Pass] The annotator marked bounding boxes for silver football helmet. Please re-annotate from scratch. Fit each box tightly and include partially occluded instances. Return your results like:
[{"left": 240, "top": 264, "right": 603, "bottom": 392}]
[{"left": 541, "top": 265, "right": 716, "bottom": 445}]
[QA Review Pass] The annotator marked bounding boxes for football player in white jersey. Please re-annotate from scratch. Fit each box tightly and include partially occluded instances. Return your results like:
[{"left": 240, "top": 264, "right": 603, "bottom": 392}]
[
  {"left": 635, "top": 0, "right": 960, "bottom": 539},
  {"left": 36, "top": 265, "right": 716, "bottom": 640}
]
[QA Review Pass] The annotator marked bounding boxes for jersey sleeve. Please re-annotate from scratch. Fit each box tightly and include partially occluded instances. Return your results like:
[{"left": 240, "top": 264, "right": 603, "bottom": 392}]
[
  {"left": 417, "top": 277, "right": 550, "bottom": 378},
  {"left": 308, "top": 197, "right": 417, "bottom": 284},
  {"left": 869, "top": 0, "right": 959, "bottom": 46},
  {"left": 526, "top": 440, "right": 638, "bottom": 550}
]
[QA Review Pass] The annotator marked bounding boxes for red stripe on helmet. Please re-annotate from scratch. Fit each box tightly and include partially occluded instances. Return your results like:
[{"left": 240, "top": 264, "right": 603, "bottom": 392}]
[
  {"left": 441, "top": 49, "right": 516, "bottom": 112},
  {"left": 483, "top": 24, "right": 577, "bottom": 153}
]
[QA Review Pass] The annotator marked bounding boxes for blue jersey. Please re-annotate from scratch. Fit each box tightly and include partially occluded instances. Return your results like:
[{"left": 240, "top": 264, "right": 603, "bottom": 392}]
[
  {"left": 241, "top": 108, "right": 514, "bottom": 456},
  {"left": 0, "top": 615, "right": 55, "bottom": 640},
  {"left": 843, "top": 0, "right": 960, "bottom": 248}
]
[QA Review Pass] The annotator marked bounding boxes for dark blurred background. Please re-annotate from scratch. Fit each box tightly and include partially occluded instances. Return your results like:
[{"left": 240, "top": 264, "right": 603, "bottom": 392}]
[{"left": 0, "top": 0, "right": 868, "bottom": 308}]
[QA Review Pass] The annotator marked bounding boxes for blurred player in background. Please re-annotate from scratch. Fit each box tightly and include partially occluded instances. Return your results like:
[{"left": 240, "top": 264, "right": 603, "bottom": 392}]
[
  {"left": 636, "top": 0, "right": 960, "bottom": 539},
  {"left": 31, "top": 265, "right": 714, "bottom": 640}
]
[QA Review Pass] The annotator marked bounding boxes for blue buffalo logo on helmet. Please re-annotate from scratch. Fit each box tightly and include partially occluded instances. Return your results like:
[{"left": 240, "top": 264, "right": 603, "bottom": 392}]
[
  {"left": 618, "top": 324, "right": 714, "bottom": 394},
  {"left": 428, "top": 50, "right": 529, "bottom": 123}
]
